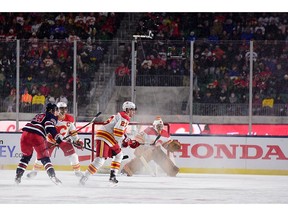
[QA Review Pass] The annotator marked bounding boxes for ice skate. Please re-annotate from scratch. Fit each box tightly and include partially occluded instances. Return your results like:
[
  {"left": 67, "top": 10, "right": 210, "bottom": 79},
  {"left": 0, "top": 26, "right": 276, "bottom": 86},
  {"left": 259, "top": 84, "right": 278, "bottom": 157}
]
[
  {"left": 74, "top": 170, "right": 83, "bottom": 178},
  {"left": 79, "top": 175, "right": 88, "bottom": 186},
  {"left": 109, "top": 170, "right": 118, "bottom": 184},
  {"left": 15, "top": 174, "right": 22, "bottom": 185},
  {"left": 26, "top": 170, "right": 37, "bottom": 179},
  {"left": 50, "top": 176, "right": 62, "bottom": 185}
]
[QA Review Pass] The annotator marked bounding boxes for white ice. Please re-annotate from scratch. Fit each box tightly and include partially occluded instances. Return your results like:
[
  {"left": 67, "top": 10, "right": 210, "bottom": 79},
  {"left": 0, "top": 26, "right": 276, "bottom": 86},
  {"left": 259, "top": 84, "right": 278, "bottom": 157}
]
[{"left": 1, "top": 170, "right": 287, "bottom": 215}]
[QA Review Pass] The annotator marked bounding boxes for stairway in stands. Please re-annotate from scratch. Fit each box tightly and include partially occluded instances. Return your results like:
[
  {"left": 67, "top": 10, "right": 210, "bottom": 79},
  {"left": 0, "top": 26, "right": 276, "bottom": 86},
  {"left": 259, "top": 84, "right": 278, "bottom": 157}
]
[{"left": 83, "top": 13, "right": 144, "bottom": 118}]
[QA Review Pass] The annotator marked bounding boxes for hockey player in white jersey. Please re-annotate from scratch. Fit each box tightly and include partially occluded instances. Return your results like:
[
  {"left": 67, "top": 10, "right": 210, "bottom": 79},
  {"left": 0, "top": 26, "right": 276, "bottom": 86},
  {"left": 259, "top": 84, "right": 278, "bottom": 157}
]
[
  {"left": 79, "top": 101, "right": 140, "bottom": 185},
  {"left": 26, "top": 102, "right": 84, "bottom": 179}
]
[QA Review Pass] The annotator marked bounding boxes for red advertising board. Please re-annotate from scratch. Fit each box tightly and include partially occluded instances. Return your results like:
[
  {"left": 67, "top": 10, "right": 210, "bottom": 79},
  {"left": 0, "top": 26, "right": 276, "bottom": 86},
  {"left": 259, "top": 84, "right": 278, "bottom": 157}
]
[
  {"left": 1, "top": 121, "right": 287, "bottom": 136},
  {"left": 169, "top": 123, "right": 288, "bottom": 136}
]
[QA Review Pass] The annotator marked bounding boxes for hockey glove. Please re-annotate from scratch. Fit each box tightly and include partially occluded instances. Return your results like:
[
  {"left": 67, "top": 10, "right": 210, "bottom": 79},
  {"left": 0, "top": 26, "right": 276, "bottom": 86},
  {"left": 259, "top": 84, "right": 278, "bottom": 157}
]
[
  {"left": 55, "top": 133, "right": 64, "bottom": 144},
  {"left": 122, "top": 136, "right": 140, "bottom": 149},
  {"left": 74, "top": 139, "right": 84, "bottom": 150},
  {"left": 129, "top": 140, "right": 140, "bottom": 149},
  {"left": 163, "top": 139, "right": 181, "bottom": 152},
  {"left": 47, "top": 133, "right": 62, "bottom": 147},
  {"left": 122, "top": 135, "right": 132, "bottom": 148}
]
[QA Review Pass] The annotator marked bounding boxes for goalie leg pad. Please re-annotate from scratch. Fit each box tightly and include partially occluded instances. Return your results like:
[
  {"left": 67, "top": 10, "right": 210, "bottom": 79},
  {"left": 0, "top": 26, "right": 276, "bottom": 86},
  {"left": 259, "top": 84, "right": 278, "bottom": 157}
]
[
  {"left": 152, "top": 146, "right": 179, "bottom": 177},
  {"left": 122, "top": 148, "right": 154, "bottom": 176},
  {"left": 134, "top": 145, "right": 150, "bottom": 157},
  {"left": 122, "top": 157, "right": 143, "bottom": 176}
]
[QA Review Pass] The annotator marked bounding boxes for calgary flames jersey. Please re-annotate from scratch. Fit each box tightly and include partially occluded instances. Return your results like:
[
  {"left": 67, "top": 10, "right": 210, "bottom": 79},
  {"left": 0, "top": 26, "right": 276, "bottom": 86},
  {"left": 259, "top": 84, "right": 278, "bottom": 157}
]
[
  {"left": 56, "top": 114, "right": 79, "bottom": 143},
  {"left": 96, "top": 111, "right": 130, "bottom": 147}
]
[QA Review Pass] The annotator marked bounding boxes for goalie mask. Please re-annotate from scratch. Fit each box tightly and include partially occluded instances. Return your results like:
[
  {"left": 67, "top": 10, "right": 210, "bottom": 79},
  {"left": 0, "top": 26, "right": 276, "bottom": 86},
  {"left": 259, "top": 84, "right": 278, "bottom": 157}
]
[
  {"left": 57, "top": 102, "right": 68, "bottom": 117},
  {"left": 153, "top": 116, "right": 164, "bottom": 133}
]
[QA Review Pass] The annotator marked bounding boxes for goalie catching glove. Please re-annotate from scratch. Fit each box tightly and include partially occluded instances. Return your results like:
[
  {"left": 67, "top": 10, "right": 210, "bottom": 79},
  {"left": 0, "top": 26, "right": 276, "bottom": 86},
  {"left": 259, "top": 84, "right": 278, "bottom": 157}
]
[
  {"left": 122, "top": 135, "right": 140, "bottom": 149},
  {"left": 73, "top": 139, "right": 84, "bottom": 150},
  {"left": 163, "top": 139, "right": 181, "bottom": 152}
]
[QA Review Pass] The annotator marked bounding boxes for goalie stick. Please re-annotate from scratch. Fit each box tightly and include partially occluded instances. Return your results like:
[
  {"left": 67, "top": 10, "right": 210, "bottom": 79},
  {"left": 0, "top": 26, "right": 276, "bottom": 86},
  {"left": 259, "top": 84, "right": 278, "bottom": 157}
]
[
  {"left": 139, "top": 134, "right": 161, "bottom": 146},
  {"left": 151, "top": 134, "right": 161, "bottom": 145}
]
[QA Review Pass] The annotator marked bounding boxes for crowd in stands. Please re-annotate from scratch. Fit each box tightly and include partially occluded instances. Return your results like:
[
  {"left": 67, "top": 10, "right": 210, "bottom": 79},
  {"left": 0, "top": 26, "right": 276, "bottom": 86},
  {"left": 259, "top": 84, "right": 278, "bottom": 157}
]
[
  {"left": 115, "top": 12, "right": 288, "bottom": 116},
  {"left": 0, "top": 12, "right": 124, "bottom": 112},
  {"left": 0, "top": 12, "right": 287, "bottom": 116}
]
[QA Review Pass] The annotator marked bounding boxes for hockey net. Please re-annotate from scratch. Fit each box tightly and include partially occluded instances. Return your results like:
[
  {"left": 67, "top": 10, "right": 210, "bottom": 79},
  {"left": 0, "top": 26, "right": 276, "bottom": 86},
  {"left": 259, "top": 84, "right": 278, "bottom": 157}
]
[{"left": 90, "top": 122, "right": 170, "bottom": 173}]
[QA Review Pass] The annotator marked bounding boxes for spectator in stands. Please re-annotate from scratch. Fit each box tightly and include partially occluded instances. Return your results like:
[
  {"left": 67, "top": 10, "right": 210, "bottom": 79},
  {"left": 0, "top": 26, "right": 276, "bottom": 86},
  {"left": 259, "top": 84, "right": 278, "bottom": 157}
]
[
  {"left": 47, "top": 64, "right": 61, "bottom": 82},
  {"left": 262, "top": 94, "right": 274, "bottom": 115},
  {"left": 115, "top": 62, "right": 130, "bottom": 77},
  {"left": 39, "top": 82, "right": 50, "bottom": 97},
  {"left": 56, "top": 94, "right": 69, "bottom": 105},
  {"left": 1, "top": 81, "right": 12, "bottom": 98},
  {"left": 62, "top": 82, "right": 73, "bottom": 102},
  {"left": 32, "top": 91, "right": 45, "bottom": 112},
  {"left": 76, "top": 81, "right": 86, "bottom": 104},
  {"left": 218, "top": 88, "right": 229, "bottom": 104},
  {"left": 50, "top": 82, "right": 63, "bottom": 99},
  {"left": 89, "top": 43, "right": 104, "bottom": 63},
  {"left": 252, "top": 92, "right": 262, "bottom": 115},
  {"left": 57, "top": 44, "right": 69, "bottom": 64},
  {"left": 46, "top": 94, "right": 56, "bottom": 105},
  {"left": 43, "top": 54, "right": 54, "bottom": 68},
  {"left": 0, "top": 68, "right": 5, "bottom": 87},
  {"left": 30, "top": 84, "right": 39, "bottom": 97},
  {"left": 274, "top": 95, "right": 286, "bottom": 116},
  {"left": 141, "top": 55, "right": 152, "bottom": 70},
  {"left": 58, "top": 71, "right": 69, "bottom": 87},
  {"left": 20, "top": 87, "right": 33, "bottom": 112},
  {"left": 4, "top": 88, "right": 16, "bottom": 112},
  {"left": 229, "top": 92, "right": 238, "bottom": 104},
  {"left": 202, "top": 88, "right": 214, "bottom": 104}
]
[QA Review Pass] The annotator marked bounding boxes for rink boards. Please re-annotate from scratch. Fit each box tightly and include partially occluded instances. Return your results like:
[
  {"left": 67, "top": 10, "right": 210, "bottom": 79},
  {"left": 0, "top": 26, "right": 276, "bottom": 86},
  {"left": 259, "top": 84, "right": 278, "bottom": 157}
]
[{"left": 1, "top": 132, "right": 288, "bottom": 175}]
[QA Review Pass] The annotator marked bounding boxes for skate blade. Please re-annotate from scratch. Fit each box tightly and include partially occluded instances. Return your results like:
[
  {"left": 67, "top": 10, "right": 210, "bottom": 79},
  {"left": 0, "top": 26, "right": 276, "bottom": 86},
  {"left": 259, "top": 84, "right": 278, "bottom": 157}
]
[
  {"left": 50, "top": 177, "right": 62, "bottom": 186},
  {"left": 109, "top": 182, "right": 118, "bottom": 187}
]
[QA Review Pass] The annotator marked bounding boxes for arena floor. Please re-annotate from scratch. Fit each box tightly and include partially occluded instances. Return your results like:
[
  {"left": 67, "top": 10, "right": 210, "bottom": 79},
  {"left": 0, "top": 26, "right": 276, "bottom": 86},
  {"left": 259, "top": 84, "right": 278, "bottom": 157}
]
[{"left": 0, "top": 170, "right": 287, "bottom": 215}]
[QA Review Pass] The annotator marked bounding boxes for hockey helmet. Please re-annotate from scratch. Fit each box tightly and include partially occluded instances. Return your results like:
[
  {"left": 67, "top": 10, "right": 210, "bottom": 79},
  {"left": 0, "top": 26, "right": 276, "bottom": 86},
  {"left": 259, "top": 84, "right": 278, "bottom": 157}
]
[
  {"left": 122, "top": 101, "right": 137, "bottom": 111},
  {"left": 57, "top": 102, "right": 67, "bottom": 108},
  {"left": 57, "top": 102, "right": 68, "bottom": 116},
  {"left": 46, "top": 103, "right": 58, "bottom": 112},
  {"left": 153, "top": 116, "right": 164, "bottom": 132}
]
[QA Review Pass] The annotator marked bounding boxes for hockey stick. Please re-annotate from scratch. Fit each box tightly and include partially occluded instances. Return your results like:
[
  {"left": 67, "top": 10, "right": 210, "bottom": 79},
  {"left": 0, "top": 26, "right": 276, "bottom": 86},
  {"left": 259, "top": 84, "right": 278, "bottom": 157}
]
[
  {"left": 63, "top": 111, "right": 102, "bottom": 141},
  {"left": 44, "top": 112, "right": 102, "bottom": 151},
  {"left": 72, "top": 142, "right": 128, "bottom": 160},
  {"left": 151, "top": 134, "right": 161, "bottom": 145}
]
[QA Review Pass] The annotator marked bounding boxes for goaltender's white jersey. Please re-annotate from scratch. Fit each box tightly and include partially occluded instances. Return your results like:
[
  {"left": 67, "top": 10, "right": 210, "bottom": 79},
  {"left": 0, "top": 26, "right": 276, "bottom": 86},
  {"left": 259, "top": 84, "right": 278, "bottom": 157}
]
[
  {"left": 135, "top": 127, "right": 171, "bottom": 147},
  {"left": 96, "top": 111, "right": 130, "bottom": 147},
  {"left": 135, "top": 126, "right": 176, "bottom": 164}
]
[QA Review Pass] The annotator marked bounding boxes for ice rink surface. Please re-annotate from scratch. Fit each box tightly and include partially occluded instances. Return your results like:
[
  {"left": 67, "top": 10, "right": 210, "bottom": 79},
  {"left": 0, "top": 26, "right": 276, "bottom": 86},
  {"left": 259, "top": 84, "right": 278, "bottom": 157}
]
[{"left": 1, "top": 170, "right": 287, "bottom": 215}]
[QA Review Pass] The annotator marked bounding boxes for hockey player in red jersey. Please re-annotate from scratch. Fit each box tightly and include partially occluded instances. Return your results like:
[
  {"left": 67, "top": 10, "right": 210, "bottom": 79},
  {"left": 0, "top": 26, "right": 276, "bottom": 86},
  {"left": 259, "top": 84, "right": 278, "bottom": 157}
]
[
  {"left": 79, "top": 101, "right": 140, "bottom": 185},
  {"left": 121, "top": 116, "right": 180, "bottom": 177},
  {"left": 15, "top": 103, "right": 63, "bottom": 185},
  {"left": 26, "top": 102, "right": 84, "bottom": 179}
]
